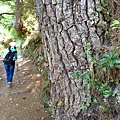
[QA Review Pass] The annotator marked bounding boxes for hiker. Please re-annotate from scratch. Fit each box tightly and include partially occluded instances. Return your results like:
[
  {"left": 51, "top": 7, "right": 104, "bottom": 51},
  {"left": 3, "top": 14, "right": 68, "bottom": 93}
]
[{"left": 3, "top": 42, "right": 18, "bottom": 87}]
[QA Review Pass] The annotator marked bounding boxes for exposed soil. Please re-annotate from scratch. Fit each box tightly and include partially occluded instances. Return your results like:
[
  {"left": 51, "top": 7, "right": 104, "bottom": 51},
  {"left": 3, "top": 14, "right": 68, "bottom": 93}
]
[{"left": 0, "top": 55, "right": 52, "bottom": 120}]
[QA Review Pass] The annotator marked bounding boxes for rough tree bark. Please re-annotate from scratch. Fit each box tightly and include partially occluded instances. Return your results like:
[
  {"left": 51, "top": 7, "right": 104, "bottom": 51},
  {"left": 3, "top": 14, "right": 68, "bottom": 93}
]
[{"left": 34, "top": 0, "right": 111, "bottom": 120}]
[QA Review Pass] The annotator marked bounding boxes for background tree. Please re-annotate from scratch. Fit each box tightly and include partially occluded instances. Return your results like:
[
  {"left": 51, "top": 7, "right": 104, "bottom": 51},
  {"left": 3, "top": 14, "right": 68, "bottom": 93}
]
[
  {"left": 0, "top": 0, "right": 39, "bottom": 49},
  {"left": 0, "top": 0, "right": 18, "bottom": 52},
  {"left": 13, "top": 0, "right": 24, "bottom": 35},
  {"left": 34, "top": 0, "right": 120, "bottom": 120}
]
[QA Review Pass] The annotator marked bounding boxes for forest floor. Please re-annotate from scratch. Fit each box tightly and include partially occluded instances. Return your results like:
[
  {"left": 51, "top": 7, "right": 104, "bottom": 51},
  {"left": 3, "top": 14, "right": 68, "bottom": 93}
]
[{"left": 0, "top": 54, "right": 53, "bottom": 120}]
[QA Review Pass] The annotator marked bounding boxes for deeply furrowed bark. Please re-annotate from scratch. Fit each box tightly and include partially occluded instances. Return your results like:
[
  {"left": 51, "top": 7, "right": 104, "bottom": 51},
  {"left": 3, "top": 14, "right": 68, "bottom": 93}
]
[{"left": 34, "top": 0, "right": 108, "bottom": 119}]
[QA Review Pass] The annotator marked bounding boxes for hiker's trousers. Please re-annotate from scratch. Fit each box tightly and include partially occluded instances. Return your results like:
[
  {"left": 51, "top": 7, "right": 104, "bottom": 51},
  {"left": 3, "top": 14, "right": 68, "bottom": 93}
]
[{"left": 4, "top": 64, "right": 15, "bottom": 83}]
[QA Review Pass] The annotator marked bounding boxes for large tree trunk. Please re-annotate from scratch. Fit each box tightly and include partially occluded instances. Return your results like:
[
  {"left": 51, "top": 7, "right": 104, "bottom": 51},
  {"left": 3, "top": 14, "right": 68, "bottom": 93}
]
[{"left": 34, "top": 0, "right": 116, "bottom": 119}]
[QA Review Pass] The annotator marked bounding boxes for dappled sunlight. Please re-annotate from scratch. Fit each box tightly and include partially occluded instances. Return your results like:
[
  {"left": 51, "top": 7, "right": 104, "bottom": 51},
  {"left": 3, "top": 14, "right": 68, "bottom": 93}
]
[
  {"left": 31, "top": 80, "right": 41, "bottom": 94},
  {"left": 0, "top": 5, "right": 11, "bottom": 13},
  {"left": 27, "top": 82, "right": 34, "bottom": 89},
  {"left": 17, "top": 56, "right": 31, "bottom": 67},
  {"left": 21, "top": 36, "right": 31, "bottom": 48},
  {"left": 35, "top": 80, "right": 41, "bottom": 89},
  {"left": 23, "top": 68, "right": 29, "bottom": 71},
  {"left": 26, "top": 80, "right": 41, "bottom": 94},
  {"left": 37, "top": 74, "right": 41, "bottom": 77},
  {"left": 31, "top": 73, "right": 41, "bottom": 79}
]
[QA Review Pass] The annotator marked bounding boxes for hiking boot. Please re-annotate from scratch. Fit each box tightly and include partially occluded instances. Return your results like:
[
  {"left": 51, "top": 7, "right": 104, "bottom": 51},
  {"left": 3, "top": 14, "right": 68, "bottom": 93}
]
[{"left": 8, "top": 82, "right": 12, "bottom": 88}]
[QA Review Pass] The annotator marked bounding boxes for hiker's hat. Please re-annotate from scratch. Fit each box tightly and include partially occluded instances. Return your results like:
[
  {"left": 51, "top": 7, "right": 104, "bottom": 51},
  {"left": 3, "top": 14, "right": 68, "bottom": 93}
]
[{"left": 9, "top": 42, "right": 16, "bottom": 47}]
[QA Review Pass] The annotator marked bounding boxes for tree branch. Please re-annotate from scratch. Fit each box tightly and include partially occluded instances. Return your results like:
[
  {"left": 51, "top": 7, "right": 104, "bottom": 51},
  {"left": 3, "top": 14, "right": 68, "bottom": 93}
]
[{"left": 0, "top": 12, "right": 14, "bottom": 15}]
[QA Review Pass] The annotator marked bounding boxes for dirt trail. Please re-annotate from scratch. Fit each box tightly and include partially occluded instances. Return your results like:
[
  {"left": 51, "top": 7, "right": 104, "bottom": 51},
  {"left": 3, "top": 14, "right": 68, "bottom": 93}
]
[{"left": 0, "top": 55, "right": 52, "bottom": 120}]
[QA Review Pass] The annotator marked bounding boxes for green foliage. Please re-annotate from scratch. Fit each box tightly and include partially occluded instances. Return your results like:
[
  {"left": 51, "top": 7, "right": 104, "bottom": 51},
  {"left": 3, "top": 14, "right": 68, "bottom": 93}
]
[
  {"left": 0, "top": 1, "right": 15, "bottom": 26},
  {"left": 103, "top": 0, "right": 109, "bottom": 7},
  {"left": 111, "top": 20, "right": 120, "bottom": 29},
  {"left": 71, "top": 47, "right": 120, "bottom": 113},
  {"left": 99, "top": 105, "right": 109, "bottom": 113},
  {"left": 0, "top": 0, "right": 38, "bottom": 44},
  {"left": 9, "top": 27, "right": 19, "bottom": 39},
  {"left": 100, "top": 50, "right": 120, "bottom": 71},
  {"left": 98, "top": 83, "right": 111, "bottom": 99},
  {"left": 71, "top": 30, "right": 120, "bottom": 114},
  {"left": 0, "top": 1, "right": 16, "bottom": 42},
  {"left": 57, "top": 101, "right": 63, "bottom": 106},
  {"left": 97, "top": 0, "right": 110, "bottom": 23},
  {"left": 93, "top": 99, "right": 98, "bottom": 103},
  {"left": 71, "top": 70, "right": 80, "bottom": 78}
]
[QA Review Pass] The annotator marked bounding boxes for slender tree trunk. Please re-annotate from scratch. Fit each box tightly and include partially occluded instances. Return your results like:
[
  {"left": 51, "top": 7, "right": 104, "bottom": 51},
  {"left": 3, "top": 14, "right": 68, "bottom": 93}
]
[
  {"left": 34, "top": 0, "right": 110, "bottom": 119},
  {"left": 13, "top": 0, "right": 23, "bottom": 35}
]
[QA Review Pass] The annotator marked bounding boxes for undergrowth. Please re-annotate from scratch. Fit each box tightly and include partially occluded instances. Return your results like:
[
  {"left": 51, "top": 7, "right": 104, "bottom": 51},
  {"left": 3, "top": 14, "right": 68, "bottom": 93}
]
[
  {"left": 23, "top": 35, "right": 52, "bottom": 116},
  {"left": 71, "top": 19, "right": 120, "bottom": 119}
]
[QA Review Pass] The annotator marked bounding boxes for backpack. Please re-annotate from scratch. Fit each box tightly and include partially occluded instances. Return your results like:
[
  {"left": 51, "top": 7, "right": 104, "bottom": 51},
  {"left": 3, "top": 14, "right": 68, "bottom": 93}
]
[{"left": 3, "top": 49, "right": 16, "bottom": 65}]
